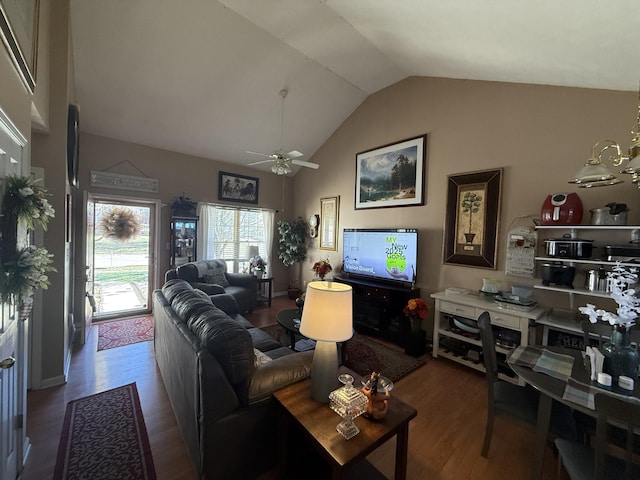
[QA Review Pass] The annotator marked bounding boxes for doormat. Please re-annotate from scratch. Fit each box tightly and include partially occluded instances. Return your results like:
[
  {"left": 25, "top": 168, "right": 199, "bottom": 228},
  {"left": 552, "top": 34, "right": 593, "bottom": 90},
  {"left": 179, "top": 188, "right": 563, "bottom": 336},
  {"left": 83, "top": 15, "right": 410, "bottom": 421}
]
[
  {"left": 53, "top": 383, "right": 157, "bottom": 480},
  {"left": 97, "top": 315, "right": 154, "bottom": 351},
  {"left": 260, "top": 325, "right": 425, "bottom": 383}
]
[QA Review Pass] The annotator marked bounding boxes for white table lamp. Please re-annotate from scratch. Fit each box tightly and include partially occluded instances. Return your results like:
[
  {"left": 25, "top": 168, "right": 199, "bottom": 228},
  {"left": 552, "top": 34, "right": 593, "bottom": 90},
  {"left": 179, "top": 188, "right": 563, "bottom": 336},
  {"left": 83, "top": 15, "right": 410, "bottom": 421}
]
[{"left": 300, "top": 281, "right": 353, "bottom": 402}]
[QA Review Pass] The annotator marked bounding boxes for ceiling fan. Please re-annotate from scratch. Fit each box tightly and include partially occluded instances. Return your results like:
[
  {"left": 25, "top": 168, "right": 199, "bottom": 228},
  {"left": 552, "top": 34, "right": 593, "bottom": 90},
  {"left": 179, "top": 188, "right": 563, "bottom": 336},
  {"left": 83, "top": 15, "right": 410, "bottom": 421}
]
[{"left": 247, "top": 89, "right": 319, "bottom": 175}]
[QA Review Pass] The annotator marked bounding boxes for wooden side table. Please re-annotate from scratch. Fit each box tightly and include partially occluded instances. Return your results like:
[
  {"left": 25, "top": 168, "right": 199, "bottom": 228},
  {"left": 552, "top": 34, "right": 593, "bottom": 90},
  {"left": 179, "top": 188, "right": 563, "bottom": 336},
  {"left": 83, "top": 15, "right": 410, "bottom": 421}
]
[
  {"left": 256, "top": 276, "right": 273, "bottom": 306},
  {"left": 273, "top": 368, "right": 417, "bottom": 479}
]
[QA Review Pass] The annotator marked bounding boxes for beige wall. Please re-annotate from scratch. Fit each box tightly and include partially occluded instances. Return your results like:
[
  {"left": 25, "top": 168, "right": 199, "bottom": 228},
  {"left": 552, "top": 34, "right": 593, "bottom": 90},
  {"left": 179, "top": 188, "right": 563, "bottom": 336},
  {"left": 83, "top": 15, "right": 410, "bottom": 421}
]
[
  {"left": 293, "top": 77, "right": 639, "bottom": 329},
  {"left": 30, "top": 0, "right": 74, "bottom": 387},
  {"left": 77, "top": 133, "right": 296, "bottom": 293}
]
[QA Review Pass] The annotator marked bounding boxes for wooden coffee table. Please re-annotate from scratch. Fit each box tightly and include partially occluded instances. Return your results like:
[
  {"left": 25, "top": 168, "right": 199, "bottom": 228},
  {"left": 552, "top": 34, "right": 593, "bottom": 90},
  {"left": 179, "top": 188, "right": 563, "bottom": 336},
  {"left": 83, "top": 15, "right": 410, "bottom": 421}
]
[{"left": 273, "top": 367, "right": 417, "bottom": 479}]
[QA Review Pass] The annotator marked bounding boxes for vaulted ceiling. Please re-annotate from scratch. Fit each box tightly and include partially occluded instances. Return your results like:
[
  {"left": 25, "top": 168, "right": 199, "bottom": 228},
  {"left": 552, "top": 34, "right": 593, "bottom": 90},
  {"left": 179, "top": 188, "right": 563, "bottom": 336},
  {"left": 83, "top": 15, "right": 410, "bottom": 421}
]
[{"left": 70, "top": 0, "right": 640, "bottom": 175}]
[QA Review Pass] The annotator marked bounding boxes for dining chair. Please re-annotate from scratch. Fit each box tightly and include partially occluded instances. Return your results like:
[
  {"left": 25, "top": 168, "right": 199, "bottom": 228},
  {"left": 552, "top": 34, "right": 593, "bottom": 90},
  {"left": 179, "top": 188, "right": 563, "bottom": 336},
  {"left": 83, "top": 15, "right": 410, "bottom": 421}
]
[
  {"left": 478, "top": 311, "right": 577, "bottom": 457},
  {"left": 555, "top": 393, "right": 640, "bottom": 480}
]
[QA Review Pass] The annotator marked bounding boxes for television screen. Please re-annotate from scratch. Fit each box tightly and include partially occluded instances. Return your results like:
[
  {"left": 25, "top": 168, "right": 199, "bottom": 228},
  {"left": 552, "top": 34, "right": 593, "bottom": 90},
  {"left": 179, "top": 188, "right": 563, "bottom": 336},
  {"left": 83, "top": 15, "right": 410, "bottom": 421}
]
[{"left": 342, "top": 228, "right": 418, "bottom": 284}]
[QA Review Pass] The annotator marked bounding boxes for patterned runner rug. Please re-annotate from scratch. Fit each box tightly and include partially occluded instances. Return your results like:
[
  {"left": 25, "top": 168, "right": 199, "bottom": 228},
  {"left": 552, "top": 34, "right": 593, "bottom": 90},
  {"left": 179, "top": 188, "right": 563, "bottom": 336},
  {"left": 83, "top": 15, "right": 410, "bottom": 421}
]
[
  {"left": 53, "top": 383, "right": 156, "bottom": 480},
  {"left": 260, "top": 325, "right": 425, "bottom": 382},
  {"left": 97, "top": 316, "right": 154, "bottom": 351}
]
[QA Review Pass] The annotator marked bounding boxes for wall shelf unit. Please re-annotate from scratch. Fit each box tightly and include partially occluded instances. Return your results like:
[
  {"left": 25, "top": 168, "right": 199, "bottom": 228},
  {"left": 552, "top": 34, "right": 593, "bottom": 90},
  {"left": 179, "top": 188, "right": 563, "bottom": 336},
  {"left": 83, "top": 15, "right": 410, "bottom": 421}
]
[{"left": 533, "top": 225, "right": 640, "bottom": 306}]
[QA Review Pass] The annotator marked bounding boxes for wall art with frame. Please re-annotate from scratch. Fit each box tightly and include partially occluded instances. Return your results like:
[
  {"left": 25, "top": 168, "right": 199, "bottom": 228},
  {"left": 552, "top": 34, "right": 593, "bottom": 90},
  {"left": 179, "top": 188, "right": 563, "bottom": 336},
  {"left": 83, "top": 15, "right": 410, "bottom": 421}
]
[
  {"left": 443, "top": 168, "right": 503, "bottom": 269},
  {"left": 0, "top": 0, "right": 39, "bottom": 93},
  {"left": 355, "top": 134, "right": 426, "bottom": 210},
  {"left": 319, "top": 196, "right": 339, "bottom": 251},
  {"left": 218, "top": 171, "right": 259, "bottom": 204}
]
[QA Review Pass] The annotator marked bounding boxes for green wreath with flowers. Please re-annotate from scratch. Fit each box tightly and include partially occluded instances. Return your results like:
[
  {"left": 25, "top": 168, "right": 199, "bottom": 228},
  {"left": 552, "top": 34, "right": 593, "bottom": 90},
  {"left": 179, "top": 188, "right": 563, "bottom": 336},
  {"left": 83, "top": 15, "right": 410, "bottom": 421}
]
[{"left": 0, "top": 175, "right": 57, "bottom": 304}]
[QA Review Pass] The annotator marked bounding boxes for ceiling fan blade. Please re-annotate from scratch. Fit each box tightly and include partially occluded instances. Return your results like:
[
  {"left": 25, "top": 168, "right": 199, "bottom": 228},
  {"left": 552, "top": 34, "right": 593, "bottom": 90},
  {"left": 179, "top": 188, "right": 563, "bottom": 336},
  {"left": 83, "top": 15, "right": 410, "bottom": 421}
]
[
  {"left": 287, "top": 150, "right": 304, "bottom": 158},
  {"left": 247, "top": 159, "right": 274, "bottom": 166},
  {"left": 246, "top": 150, "right": 274, "bottom": 158},
  {"left": 292, "top": 159, "right": 319, "bottom": 169}
]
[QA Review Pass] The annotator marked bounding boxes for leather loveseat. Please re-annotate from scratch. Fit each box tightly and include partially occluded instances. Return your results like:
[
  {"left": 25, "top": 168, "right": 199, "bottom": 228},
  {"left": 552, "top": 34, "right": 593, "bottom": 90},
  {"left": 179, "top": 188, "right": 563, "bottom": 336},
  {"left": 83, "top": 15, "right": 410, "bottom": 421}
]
[
  {"left": 165, "top": 259, "right": 258, "bottom": 313},
  {"left": 153, "top": 279, "right": 312, "bottom": 479}
]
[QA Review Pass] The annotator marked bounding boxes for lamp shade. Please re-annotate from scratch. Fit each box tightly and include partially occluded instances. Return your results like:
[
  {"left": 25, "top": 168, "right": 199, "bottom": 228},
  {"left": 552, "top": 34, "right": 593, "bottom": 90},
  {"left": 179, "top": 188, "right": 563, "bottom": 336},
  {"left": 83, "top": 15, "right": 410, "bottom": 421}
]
[
  {"left": 300, "top": 281, "right": 353, "bottom": 342},
  {"left": 248, "top": 246, "right": 259, "bottom": 258}
]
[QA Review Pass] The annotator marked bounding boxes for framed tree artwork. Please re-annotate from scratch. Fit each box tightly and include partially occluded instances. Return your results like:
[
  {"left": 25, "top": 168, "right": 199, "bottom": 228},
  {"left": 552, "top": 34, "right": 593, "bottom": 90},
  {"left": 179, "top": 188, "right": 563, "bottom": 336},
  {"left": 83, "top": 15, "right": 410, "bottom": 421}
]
[{"left": 443, "top": 168, "right": 503, "bottom": 269}]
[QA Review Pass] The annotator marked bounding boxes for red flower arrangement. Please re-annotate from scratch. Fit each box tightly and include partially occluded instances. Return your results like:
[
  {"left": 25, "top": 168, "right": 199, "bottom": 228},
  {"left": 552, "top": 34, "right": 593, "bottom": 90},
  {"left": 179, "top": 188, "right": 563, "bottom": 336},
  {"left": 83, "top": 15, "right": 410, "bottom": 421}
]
[
  {"left": 311, "top": 258, "right": 332, "bottom": 280},
  {"left": 403, "top": 298, "right": 428, "bottom": 319}
]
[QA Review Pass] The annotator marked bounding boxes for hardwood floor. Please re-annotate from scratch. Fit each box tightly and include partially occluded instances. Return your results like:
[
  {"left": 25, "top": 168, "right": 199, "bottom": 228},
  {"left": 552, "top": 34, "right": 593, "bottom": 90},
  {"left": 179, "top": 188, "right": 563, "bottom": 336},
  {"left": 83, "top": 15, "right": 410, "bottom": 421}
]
[{"left": 20, "top": 294, "right": 566, "bottom": 480}]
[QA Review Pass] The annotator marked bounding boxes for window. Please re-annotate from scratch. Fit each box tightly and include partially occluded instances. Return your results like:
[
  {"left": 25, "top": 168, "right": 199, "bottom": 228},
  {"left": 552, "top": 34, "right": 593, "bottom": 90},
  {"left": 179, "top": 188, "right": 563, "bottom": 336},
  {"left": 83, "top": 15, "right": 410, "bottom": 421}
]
[{"left": 197, "top": 203, "right": 274, "bottom": 273}]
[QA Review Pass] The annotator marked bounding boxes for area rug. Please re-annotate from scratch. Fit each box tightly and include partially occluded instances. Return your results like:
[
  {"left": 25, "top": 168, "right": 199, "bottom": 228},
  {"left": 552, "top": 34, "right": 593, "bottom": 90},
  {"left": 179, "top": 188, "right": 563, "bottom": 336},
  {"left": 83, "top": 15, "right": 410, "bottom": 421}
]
[
  {"left": 53, "top": 383, "right": 157, "bottom": 480},
  {"left": 97, "top": 316, "right": 154, "bottom": 351},
  {"left": 260, "top": 325, "right": 425, "bottom": 382}
]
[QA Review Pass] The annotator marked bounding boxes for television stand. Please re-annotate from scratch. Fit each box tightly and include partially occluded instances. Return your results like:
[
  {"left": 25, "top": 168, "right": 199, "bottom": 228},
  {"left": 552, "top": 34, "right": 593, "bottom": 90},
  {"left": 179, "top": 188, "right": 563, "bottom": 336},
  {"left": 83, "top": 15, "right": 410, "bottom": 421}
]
[{"left": 333, "top": 275, "right": 421, "bottom": 350}]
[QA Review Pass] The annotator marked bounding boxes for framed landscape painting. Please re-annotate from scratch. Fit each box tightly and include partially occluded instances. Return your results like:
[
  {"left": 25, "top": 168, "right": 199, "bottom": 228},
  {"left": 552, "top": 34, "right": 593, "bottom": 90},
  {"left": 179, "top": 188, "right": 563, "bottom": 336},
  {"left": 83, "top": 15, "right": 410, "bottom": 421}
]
[
  {"left": 355, "top": 134, "right": 426, "bottom": 210},
  {"left": 218, "top": 171, "right": 259, "bottom": 204},
  {"left": 443, "top": 168, "right": 503, "bottom": 269}
]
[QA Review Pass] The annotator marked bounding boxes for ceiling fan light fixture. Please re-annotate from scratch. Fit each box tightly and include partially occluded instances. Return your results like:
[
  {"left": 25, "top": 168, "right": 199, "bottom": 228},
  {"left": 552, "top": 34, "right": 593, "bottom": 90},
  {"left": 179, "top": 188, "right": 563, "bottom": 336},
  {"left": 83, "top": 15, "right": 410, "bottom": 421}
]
[{"left": 272, "top": 163, "right": 291, "bottom": 175}]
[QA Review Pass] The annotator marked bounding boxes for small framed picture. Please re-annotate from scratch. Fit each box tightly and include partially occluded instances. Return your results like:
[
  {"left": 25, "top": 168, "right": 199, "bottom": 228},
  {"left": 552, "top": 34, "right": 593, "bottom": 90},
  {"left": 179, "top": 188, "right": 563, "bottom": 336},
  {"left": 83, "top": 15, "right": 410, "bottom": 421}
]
[
  {"left": 319, "top": 196, "right": 339, "bottom": 251},
  {"left": 218, "top": 171, "right": 259, "bottom": 204}
]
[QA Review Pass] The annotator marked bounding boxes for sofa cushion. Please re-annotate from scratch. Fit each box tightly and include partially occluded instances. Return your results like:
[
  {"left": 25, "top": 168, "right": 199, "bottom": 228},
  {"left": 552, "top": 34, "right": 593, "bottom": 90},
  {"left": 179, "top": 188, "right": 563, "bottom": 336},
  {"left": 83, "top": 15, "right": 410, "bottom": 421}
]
[
  {"left": 188, "top": 309, "right": 254, "bottom": 384},
  {"left": 248, "top": 328, "right": 283, "bottom": 352},
  {"left": 173, "top": 296, "right": 213, "bottom": 323},
  {"left": 162, "top": 279, "right": 193, "bottom": 303},
  {"left": 204, "top": 267, "right": 229, "bottom": 288}
]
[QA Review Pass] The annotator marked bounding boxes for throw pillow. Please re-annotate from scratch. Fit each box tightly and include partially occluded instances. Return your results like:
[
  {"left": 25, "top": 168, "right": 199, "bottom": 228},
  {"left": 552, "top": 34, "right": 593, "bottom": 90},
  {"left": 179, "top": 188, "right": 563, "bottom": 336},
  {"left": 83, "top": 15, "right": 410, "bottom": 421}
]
[
  {"left": 204, "top": 267, "right": 229, "bottom": 288},
  {"left": 253, "top": 348, "right": 272, "bottom": 366}
]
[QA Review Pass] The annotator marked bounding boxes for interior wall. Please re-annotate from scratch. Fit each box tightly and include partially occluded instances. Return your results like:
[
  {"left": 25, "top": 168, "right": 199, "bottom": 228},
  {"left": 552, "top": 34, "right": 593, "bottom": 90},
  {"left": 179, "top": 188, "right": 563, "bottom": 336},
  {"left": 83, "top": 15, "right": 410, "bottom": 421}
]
[
  {"left": 77, "top": 133, "right": 295, "bottom": 294},
  {"left": 293, "top": 77, "right": 639, "bottom": 330},
  {"left": 30, "top": 0, "right": 73, "bottom": 388}
]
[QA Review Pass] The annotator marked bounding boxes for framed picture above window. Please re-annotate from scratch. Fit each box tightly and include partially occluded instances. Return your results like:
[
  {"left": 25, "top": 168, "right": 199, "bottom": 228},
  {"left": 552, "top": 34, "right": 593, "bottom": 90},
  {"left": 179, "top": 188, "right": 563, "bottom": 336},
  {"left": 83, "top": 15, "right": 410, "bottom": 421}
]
[
  {"left": 319, "top": 196, "right": 339, "bottom": 251},
  {"left": 443, "top": 168, "right": 503, "bottom": 269},
  {"left": 355, "top": 134, "right": 426, "bottom": 209},
  {"left": 218, "top": 171, "right": 259, "bottom": 204}
]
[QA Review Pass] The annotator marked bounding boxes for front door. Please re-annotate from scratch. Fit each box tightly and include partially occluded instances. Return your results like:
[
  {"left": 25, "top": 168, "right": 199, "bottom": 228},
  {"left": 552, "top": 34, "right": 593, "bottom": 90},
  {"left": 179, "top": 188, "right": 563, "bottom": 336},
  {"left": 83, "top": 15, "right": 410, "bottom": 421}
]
[
  {"left": 91, "top": 195, "right": 158, "bottom": 319},
  {"left": 0, "top": 304, "right": 19, "bottom": 480},
  {"left": 0, "top": 109, "right": 28, "bottom": 479}
]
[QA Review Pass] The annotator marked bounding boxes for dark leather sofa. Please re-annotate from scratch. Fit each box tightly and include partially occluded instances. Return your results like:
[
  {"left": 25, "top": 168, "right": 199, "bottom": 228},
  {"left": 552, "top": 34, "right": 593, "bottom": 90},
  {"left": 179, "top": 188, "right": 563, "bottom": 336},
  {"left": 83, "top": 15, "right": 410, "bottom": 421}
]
[
  {"left": 153, "top": 279, "right": 313, "bottom": 479},
  {"left": 165, "top": 259, "right": 258, "bottom": 313}
]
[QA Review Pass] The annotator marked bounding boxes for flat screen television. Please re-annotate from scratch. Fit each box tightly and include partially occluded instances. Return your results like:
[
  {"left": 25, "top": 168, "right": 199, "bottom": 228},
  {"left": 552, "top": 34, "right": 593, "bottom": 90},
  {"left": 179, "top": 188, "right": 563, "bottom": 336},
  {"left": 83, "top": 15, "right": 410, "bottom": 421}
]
[{"left": 342, "top": 228, "right": 418, "bottom": 284}]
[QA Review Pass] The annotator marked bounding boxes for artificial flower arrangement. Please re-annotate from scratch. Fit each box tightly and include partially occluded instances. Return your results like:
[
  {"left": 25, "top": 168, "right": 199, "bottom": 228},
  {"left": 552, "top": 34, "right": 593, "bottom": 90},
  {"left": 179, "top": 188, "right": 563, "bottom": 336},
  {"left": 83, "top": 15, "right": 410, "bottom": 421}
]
[
  {"left": 311, "top": 258, "right": 332, "bottom": 279},
  {"left": 250, "top": 255, "right": 267, "bottom": 271},
  {"left": 0, "top": 245, "right": 56, "bottom": 304},
  {"left": 579, "top": 263, "right": 640, "bottom": 328},
  {"left": 171, "top": 193, "right": 197, "bottom": 216},
  {"left": 2, "top": 174, "right": 55, "bottom": 230},
  {"left": 100, "top": 207, "right": 141, "bottom": 241},
  {"left": 403, "top": 297, "right": 428, "bottom": 319}
]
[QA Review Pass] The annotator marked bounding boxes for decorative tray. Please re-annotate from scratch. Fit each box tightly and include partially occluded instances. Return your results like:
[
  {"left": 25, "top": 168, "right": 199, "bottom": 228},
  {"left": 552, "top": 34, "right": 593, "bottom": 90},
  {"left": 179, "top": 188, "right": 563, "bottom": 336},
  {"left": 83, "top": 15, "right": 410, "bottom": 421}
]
[{"left": 494, "top": 293, "right": 536, "bottom": 306}]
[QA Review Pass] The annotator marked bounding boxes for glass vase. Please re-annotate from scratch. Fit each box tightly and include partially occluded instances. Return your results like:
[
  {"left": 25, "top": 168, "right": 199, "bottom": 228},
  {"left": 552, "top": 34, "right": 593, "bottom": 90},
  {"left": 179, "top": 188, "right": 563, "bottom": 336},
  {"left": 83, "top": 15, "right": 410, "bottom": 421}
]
[{"left": 608, "top": 326, "right": 640, "bottom": 384}]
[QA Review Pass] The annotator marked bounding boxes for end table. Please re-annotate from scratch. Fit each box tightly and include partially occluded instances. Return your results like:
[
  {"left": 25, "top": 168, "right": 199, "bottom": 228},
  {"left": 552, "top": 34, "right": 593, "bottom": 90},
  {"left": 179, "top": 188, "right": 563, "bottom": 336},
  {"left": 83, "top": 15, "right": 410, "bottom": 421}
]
[{"left": 256, "top": 276, "right": 273, "bottom": 306}]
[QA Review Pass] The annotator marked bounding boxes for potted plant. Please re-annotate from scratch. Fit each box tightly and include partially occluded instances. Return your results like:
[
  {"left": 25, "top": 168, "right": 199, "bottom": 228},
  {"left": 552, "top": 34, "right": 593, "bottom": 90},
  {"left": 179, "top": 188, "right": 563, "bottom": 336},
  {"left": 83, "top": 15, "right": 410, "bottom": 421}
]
[{"left": 277, "top": 218, "right": 308, "bottom": 299}]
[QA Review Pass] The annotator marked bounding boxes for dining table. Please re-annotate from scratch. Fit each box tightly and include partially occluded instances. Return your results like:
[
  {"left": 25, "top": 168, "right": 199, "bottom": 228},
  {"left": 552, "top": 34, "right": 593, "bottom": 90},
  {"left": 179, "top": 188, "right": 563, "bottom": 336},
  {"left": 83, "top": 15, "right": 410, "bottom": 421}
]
[{"left": 506, "top": 345, "right": 640, "bottom": 480}]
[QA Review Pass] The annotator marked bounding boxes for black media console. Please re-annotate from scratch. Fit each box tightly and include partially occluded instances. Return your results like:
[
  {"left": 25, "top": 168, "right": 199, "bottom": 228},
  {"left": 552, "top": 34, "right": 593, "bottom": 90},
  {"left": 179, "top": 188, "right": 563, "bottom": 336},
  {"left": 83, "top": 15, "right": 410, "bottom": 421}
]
[{"left": 333, "top": 275, "right": 421, "bottom": 348}]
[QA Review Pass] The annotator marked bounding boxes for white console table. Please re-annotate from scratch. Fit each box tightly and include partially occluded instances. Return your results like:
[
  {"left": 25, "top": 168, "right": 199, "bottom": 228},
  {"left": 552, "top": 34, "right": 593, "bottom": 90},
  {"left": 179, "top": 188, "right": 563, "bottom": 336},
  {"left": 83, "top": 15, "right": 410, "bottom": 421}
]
[{"left": 431, "top": 291, "right": 547, "bottom": 384}]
